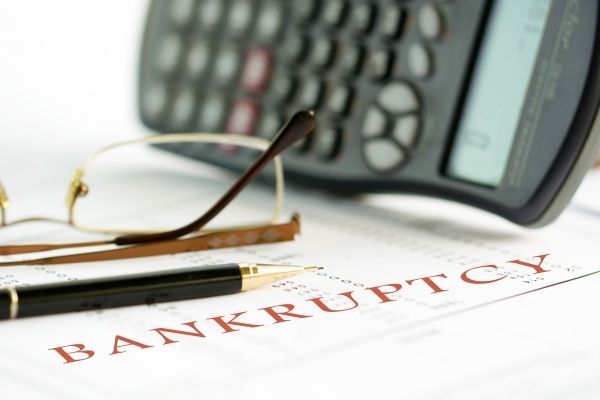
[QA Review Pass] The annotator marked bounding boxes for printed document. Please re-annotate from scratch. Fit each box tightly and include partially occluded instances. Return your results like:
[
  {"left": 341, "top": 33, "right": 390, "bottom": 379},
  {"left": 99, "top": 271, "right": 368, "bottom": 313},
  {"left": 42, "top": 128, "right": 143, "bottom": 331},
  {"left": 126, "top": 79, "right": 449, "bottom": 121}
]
[{"left": 0, "top": 148, "right": 598, "bottom": 399}]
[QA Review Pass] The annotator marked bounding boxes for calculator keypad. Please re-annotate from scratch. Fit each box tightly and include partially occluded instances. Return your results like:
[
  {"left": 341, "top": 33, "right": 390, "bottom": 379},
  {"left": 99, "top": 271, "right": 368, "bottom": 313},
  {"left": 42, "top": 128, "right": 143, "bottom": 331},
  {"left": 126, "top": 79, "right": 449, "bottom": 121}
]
[{"left": 141, "top": 0, "right": 456, "bottom": 172}]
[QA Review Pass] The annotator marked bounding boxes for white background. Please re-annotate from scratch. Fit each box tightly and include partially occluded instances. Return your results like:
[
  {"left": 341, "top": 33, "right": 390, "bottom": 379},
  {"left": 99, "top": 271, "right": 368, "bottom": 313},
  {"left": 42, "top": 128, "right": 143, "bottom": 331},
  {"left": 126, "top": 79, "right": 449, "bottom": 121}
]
[
  {"left": 0, "top": 1, "right": 148, "bottom": 156},
  {"left": 0, "top": 1, "right": 149, "bottom": 218}
]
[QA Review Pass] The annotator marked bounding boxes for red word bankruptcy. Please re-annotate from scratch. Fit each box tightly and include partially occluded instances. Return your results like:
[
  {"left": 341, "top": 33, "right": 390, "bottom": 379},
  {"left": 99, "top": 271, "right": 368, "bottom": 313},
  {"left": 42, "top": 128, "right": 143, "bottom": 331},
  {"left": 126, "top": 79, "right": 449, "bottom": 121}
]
[{"left": 49, "top": 253, "right": 550, "bottom": 364}]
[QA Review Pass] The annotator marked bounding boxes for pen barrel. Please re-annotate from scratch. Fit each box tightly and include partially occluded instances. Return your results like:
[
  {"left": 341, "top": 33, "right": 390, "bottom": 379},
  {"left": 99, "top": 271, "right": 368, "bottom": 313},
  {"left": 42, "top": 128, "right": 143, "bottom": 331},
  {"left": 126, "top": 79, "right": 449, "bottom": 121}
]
[{"left": 0, "top": 263, "right": 242, "bottom": 319}]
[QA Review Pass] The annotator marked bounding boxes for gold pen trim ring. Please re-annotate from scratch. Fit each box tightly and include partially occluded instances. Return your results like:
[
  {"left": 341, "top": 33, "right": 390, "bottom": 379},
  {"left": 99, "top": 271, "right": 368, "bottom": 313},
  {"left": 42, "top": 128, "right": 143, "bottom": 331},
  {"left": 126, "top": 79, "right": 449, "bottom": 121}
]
[
  {"left": 239, "top": 263, "right": 257, "bottom": 292},
  {"left": 5, "top": 287, "right": 19, "bottom": 319}
]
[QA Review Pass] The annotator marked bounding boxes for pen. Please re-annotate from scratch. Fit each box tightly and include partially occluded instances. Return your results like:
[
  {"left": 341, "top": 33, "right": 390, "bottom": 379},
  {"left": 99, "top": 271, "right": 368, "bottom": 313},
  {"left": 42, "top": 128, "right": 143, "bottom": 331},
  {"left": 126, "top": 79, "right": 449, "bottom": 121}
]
[{"left": 0, "top": 263, "right": 317, "bottom": 320}]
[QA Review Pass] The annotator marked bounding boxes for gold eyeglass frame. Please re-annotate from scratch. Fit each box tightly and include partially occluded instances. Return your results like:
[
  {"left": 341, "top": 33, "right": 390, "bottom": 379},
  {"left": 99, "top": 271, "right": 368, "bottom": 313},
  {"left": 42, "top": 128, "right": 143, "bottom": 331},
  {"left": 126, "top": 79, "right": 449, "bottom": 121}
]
[
  {"left": 0, "top": 111, "right": 316, "bottom": 266},
  {"left": 65, "top": 132, "right": 286, "bottom": 235}
]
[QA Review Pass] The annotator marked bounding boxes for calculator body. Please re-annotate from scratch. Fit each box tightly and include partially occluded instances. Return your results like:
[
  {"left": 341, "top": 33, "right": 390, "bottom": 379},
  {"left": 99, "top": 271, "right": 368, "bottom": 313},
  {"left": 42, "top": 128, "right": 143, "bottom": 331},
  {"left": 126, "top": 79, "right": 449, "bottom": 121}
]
[{"left": 138, "top": 0, "right": 600, "bottom": 227}]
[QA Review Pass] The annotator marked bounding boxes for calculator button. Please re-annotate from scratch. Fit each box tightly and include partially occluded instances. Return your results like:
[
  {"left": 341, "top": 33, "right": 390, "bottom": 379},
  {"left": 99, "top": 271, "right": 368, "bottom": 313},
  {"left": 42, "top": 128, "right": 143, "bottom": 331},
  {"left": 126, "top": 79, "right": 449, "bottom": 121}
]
[
  {"left": 362, "top": 106, "right": 387, "bottom": 138},
  {"left": 380, "top": 5, "right": 405, "bottom": 39},
  {"left": 170, "top": 0, "right": 196, "bottom": 28},
  {"left": 257, "top": 2, "right": 284, "bottom": 40},
  {"left": 170, "top": 89, "right": 196, "bottom": 129},
  {"left": 350, "top": 3, "right": 376, "bottom": 34},
  {"left": 295, "top": 0, "right": 320, "bottom": 24},
  {"left": 142, "top": 85, "right": 168, "bottom": 121},
  {"left": 214, "top": 46, "right": 241, "bottom": 84},
  {"left": 338, "top": 44, "right": 364, "bottom": 76},
  {"left": 227, "top": 0, "right": 254, "bottom": 37},
  {"left": 186, "top": 40, "right": 211, "bottom": 79},
  {"left": 199, "top": 95, "right": 228, "bottom": 131},
  {"left": 157, "top": 34, "right": 183, "bottom": 74},
  {"left": 272, "top": 74, "right": 297, "bottom": 102},
  {"left": 408, "top": 43, "right": 432, "bottom": 78},
  {"left": 392, "top": 114, "right": 419, "bottom": 148},
  {"left": 241, "top": 48, "right": 273, "bottom": 93},
  {"left": 311, "top": 38, "right": 336, "bottom": 68},
  {"left": 363, "top": 139, "right": 406, "bottom": 172},
  {"left": 377, "top": 81, "right": 419, "bottom": 114},
  {"left": 299, "top": 77, "right": 325, "bottom": 109},
  {"left": 322, "top": 0, "right": 348, "bottom": 28},
  {"left": 328, "top": 85, "right": 353, "bottom": 115},
  {"left": 368, "top": 50, "right": 394, "bottom": 81},
  {"left": 418, "top": 3, "right": 443, "bottom": 40},
  {"left": 227, "top": 99, "right": 260, "bottom": 136},
  {"left": 314, "top": 127, "right": 342, "bottom": 160},
  {"left": 283, "top": 35, "right": 308, "bottom": 63},
  {"left": 198, "top": 0, "right": 224, "bottom": 32},
  {"left": 258, "top": 111, "right": 283, "bottom": 140}
]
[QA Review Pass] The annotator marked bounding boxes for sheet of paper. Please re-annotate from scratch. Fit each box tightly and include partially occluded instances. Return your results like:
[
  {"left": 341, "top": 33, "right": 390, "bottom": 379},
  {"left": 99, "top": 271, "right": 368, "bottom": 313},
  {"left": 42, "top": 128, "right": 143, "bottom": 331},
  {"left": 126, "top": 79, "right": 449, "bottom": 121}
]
[{"left": 0, "top": 148, "right": 598, "bottom": 399}]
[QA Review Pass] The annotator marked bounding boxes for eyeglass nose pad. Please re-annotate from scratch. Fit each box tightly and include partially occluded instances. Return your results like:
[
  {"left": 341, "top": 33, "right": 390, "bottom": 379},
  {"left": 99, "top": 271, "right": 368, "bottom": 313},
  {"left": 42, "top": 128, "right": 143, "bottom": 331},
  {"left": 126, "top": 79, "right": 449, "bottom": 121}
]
[
  {"left": 0, "top": 181, "right": 9, "bottom": 225},
  {"left": 65, "top": 168, "right": 90, "bottom": 218}
]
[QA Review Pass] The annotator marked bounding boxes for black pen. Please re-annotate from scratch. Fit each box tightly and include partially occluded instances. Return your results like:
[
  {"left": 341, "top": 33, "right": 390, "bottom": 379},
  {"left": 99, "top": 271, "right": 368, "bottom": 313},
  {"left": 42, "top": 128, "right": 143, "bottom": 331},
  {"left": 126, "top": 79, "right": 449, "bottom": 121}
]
[{"left": 0, "top": 263, "right": 317, "bottom": 320}]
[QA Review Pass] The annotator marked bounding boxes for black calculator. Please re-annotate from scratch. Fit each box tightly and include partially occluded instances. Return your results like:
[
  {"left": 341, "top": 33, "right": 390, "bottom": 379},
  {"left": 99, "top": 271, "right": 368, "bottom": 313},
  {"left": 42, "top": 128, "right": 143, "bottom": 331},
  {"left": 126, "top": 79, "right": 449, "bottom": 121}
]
[{"left": 138, "top": 0, "right": 600, "bottom": 227}]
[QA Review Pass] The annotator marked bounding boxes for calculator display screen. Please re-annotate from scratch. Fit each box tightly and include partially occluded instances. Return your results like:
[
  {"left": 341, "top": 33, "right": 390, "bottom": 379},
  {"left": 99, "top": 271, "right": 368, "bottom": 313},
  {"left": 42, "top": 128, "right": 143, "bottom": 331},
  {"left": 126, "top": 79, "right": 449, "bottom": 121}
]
[{"left": 447, "top": 0, "right": 553, "bottom": 187}]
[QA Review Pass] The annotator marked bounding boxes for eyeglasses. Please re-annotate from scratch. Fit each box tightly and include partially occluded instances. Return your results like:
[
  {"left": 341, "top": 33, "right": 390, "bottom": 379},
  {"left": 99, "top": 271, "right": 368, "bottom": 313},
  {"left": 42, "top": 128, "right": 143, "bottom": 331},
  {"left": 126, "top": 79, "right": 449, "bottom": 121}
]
[{"left": 0, "top": 111, "right": 316, "bottom": 267}]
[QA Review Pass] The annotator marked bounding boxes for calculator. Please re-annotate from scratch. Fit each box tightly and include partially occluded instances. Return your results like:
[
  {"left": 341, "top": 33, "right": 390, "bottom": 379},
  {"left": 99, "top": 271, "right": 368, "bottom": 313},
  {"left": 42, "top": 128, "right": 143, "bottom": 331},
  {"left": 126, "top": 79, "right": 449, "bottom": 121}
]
[{"left": 138, "top": 0, "right": 600, "bottom": 227}]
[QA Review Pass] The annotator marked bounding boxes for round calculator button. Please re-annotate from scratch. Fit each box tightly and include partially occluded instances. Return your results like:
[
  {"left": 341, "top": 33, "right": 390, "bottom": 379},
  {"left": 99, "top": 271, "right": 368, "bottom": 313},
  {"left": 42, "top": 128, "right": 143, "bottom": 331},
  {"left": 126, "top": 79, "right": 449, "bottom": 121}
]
[
  {"left": 186, "top": 40, "right": 211, "bottom": 79},
  {"left": 199, "top": 95, "right": 228, "bottom": 131},
  {"left": 283, "top": 35, "right": 308, "bottom": 63},
  {"left": 408, "top": 43, "right": 432, "bottom": 78},
  {"left": 380, "top": 5, "right": 405, "bottom": 39},
  {"left": 351, "top": 3, "right": 376, "bottom": 34},
  {"left": 299, "top": 77, "right": 325, "bottom": 109},
  {"left": 322, "top": 0, "right": 348, "bottom": 28},
  {"left": 295, "top": 0, "right": 320, "bottom": 24},
  {"left": 170, "top": 89, "right": 196, "bottom": 130},
  {"left": 241, "top": 48, "right": 273, "bottom": 93},
  {"left": 315, "top": 127, "right": 342, "bottom": 160},
  {"left": 198, "top": 0, "right": 224, "bottom": 32},
  {"left": 228, "top": 0, "right": 254, "bottom": 37},
  {"left": 361, "top": 106, "right": 388, "bottom": 138},
  {"left": 338, "top": 44, "right": 364, "bottom": 76},
  {"left": 377, "top": 81, "right": 419, "bottom": 114},
  {"left": 257, "top": 2, "right": 284, "bottom": 40},
  {"left": 170, "top": 0, "right": 196, "bottom": 28},
  {"left": 368, "top": 50, "right": 394, "bottom": 81},
  {"left": 418, "top": 3, "right": 443, "bottom": 40},
  {"left": 226, "top": 99, "right": 260, "bottom": 136},
  {"left": 328, "top": 85, "right": 353, "bottom": 115},
  {"left": 311, "top": 38, "right": 336, "bottom": 68},
  {"left": 392, "top": 114, "right": 419, "bottom": 148},
  {"left": 363, "top": 139, "right": 406, "bottom": 172},
  {"left": 156, "top": 34, "right": 183, "bottom": 74},
  {"left": 272, "top": 74, "right": 297, "bottom": 102},
  {"left": 214, "top": 46, "right": 241, "bottom": 84},
  {"left": 141, "top": 85, "right": 168, "bottom": 122},
  {"left": 258, "top": 112, "right": 283, "bottom": 140}
]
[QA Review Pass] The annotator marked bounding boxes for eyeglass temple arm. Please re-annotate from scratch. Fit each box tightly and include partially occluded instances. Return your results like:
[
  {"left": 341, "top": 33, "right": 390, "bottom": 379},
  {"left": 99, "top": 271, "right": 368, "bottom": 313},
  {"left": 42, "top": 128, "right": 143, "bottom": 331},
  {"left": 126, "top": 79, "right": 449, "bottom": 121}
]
[{"left": 114, "top": 110, "right": 316, "bottom": 246}]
